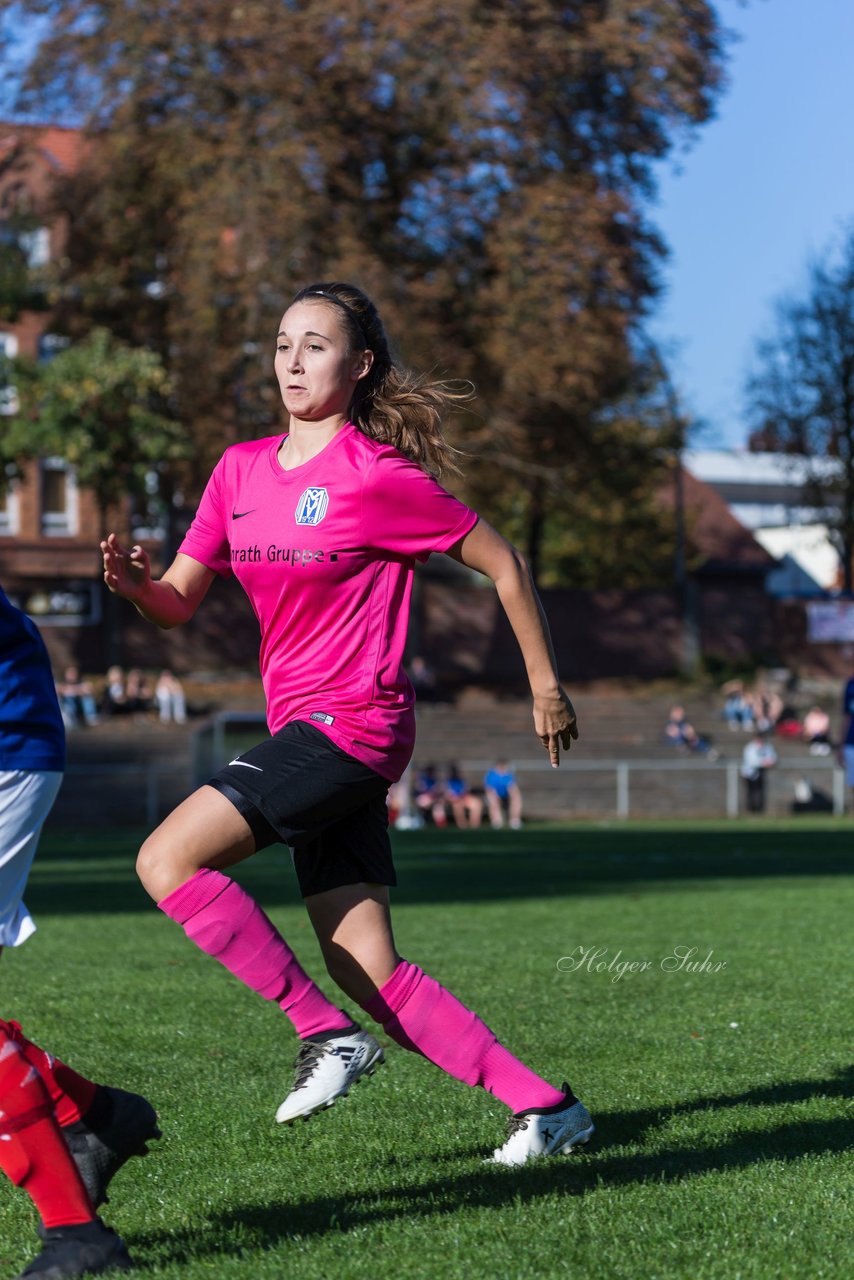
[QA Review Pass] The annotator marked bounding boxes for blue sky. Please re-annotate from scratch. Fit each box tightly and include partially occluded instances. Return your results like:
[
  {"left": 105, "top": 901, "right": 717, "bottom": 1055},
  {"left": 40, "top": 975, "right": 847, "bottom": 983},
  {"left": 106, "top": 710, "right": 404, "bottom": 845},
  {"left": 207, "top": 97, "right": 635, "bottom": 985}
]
[{"left": 650, "top": 0, "right": 854, "bottom": 449}]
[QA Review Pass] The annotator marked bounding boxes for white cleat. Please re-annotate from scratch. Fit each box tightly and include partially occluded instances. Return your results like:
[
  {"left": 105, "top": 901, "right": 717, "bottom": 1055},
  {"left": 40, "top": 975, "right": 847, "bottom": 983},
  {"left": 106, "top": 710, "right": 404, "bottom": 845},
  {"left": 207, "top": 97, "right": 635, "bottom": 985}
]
[
  {"left": 276, "top": 1030, "right": 384, "bottom": 1124},
  {"left": 490, "top": 1087, "right": 594, "bottom": 1166}
]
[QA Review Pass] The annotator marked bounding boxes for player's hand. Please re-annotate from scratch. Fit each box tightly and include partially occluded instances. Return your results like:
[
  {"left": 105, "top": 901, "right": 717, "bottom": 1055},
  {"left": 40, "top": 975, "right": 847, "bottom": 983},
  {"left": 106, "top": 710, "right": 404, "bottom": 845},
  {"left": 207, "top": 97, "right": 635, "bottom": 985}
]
[
  {"left": 533, "top": 686, "right": 578, "bottom": 768},
  {"left": 100, "top": 533, "right": 151, "bottom": 601}
]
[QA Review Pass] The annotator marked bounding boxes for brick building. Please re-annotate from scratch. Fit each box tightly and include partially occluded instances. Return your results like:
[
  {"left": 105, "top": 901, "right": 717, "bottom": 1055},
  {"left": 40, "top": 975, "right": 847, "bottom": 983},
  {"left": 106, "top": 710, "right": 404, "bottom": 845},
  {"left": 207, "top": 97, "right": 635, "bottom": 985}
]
[{"left": 0, "top": 123, "right": 107, "bottom": 646}]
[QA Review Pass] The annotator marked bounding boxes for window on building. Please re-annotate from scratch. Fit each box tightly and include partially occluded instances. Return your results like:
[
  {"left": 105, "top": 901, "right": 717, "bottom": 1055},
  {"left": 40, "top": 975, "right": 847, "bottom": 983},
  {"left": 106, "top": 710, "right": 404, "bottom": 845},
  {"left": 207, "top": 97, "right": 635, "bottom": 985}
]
[
  {"left": 40, "top": 457, "right": 78, "bottom": 536},
  {"left": 131, "top": 468, "right": 168, "bottom": 542},
  {"left": 38, "top": 332, "right": 70, "bottom": 362},
  {"left": 18, "top": 225, "right": 51, "bottom": 267},
  {"left": 0, "top": 332, "right": 19, "bottom": 415},
  {"left": 0, "top": 471, "right": 19, "bottom": 536}
]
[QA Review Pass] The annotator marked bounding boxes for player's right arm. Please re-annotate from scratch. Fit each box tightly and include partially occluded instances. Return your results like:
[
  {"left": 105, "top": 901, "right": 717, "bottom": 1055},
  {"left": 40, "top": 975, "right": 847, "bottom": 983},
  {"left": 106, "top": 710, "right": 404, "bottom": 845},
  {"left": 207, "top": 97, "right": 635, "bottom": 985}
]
[{"left": 101, "top": 533, "right": 215, "bottom": 628}]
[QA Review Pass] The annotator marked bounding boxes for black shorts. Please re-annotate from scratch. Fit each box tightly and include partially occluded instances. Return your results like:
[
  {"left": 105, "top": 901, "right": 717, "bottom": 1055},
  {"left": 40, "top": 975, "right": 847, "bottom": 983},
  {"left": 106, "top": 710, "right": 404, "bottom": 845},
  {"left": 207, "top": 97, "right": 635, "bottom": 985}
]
[{"left": 207, "top": 720, "right": 395, "bottom": 898}]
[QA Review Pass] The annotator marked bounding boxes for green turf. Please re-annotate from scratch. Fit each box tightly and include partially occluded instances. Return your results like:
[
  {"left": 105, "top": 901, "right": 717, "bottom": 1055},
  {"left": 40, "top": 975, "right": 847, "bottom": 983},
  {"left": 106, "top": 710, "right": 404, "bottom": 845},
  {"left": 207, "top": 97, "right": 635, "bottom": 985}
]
[{"left": 3, "top": 821, "right": 852, "bottom": 1279}]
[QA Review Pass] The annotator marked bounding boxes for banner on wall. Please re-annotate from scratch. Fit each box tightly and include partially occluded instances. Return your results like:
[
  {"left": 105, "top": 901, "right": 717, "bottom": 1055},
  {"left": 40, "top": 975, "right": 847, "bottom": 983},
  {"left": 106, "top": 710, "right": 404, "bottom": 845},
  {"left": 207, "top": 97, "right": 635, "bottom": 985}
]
[{"left": 806, "top": 600, "right": 854, "bottom": 643}]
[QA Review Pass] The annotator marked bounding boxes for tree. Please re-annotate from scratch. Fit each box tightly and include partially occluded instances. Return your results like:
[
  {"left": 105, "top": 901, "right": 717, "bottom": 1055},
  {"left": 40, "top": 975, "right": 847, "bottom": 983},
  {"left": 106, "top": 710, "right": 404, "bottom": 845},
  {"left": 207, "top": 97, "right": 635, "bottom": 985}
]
[
  {"left": 463, "top": 344, "right": 685, "bottom": 588},
  {"left": 745, "top": 227, "right": 854, "bottom": 592},
  {"left": 1, "top": 326, "right": 189, "bottom": 532},
  {"left": 0, "top": 216, "right": 45, "bottom": 321},
  {"left": 1, "top": 326, "right": 190, "bottom": 659},
  {"left": 3, "top": 0, "right": 726, "bottom": 582}
]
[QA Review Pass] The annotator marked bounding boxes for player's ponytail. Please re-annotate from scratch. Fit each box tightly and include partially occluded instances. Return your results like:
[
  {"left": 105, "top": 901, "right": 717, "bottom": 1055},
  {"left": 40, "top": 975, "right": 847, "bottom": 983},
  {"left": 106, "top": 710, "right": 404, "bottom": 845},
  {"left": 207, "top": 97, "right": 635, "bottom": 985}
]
[{"left": 291, "top": 282, "right": 471, "bottom": 477}]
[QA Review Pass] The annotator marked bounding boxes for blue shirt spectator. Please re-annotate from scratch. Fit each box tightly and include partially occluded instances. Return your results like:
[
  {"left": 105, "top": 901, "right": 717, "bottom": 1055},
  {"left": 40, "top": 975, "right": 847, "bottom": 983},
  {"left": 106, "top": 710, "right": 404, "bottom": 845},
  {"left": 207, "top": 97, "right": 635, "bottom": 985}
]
[{"left": 484, "top": 759, "right": 523, "bottom": 830}]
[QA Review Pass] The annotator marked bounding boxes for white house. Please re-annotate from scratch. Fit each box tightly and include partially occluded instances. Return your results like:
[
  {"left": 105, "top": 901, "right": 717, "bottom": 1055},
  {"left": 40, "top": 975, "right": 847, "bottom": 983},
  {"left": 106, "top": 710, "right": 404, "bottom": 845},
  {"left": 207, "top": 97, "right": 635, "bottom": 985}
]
[{"left": 683, "top": 450, "right": 840, "bottom": 595}]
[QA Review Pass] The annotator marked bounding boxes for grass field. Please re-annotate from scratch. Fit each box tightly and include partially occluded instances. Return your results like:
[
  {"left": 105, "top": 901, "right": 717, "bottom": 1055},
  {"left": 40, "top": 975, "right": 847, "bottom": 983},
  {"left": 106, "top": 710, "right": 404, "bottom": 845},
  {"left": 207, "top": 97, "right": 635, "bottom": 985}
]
[{"left": 3, "top": 820, "right": 852, "bottom": 1279}]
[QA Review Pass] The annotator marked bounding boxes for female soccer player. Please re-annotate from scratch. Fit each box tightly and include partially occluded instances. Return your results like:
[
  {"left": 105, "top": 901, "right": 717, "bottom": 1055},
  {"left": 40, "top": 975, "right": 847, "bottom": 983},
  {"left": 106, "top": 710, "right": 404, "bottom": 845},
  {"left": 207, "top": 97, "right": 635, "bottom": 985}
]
[
  {"left": 101, "top": 282, "right": 594, "bottom": 1167},
  {"left": 1, "top": 585, "right": 160, "bottom": 1278}
]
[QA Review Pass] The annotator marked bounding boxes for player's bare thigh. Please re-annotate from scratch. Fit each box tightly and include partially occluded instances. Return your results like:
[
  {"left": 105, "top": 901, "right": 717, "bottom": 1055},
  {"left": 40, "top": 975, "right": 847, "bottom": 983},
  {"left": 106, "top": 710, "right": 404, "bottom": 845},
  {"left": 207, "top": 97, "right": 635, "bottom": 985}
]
[{"left": 136, "top": 784, "right": 256, "bottom": 902}]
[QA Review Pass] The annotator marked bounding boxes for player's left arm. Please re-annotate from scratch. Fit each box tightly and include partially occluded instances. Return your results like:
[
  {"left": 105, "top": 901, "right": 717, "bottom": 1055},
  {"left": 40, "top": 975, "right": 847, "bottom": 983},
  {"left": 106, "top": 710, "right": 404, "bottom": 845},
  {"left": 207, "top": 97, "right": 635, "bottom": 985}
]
[{"left": 445, "top": 518, "right": 578, "bottom": 766}]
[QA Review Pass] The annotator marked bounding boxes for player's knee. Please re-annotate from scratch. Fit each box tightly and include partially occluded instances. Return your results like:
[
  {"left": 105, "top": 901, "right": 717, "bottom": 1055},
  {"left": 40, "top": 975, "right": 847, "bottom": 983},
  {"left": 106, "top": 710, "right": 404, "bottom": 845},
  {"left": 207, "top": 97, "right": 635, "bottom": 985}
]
[{"left": 136, "top": 834, "right": 174, "bottom": 901}]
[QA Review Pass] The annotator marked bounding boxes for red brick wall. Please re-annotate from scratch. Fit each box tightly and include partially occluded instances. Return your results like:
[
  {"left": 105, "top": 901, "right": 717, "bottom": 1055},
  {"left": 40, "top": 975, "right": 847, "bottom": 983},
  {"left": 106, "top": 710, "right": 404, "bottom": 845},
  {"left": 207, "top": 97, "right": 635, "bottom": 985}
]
[
  {"left": 418, "top": 578, "right": 844, "bottom": 684},
  {"left": 419, "top": 581, "right": 686, "bottom": 684}
]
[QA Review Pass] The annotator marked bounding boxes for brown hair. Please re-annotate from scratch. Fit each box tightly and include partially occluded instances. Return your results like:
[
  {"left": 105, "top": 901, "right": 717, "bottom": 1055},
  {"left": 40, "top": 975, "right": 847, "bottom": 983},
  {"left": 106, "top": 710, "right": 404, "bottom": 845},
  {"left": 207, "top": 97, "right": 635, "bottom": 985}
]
[{"left": 290, "top": 282, "right": 471, "bottom": 477}]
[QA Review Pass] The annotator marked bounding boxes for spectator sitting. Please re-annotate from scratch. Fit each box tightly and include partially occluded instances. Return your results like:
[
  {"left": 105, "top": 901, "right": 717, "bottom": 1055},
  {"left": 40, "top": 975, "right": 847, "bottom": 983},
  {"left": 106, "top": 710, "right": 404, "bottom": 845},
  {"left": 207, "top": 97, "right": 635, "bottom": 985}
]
[
  {"left": 386, "top": 779, "right": 406, "bottom": 827},
  {"left": 484, "top": 758, "right": 523, "bottom": 830},
  {"left": 745, "top": 687, "right": 782, "bottom": 735},
  {"left": 443, "top": 764, "right": 483, "bottom": 829},
  {"left": 124, "top": 668, "right": 153, "bottom": 716},
  {"left": 387, "top": 777, "right": 423, "bottom": 830},
  {"left": 802, "top": 705, "right": 832, "bottom": 755},
  {"left": 101, "top": 664, "right": 130, "bottom": 716},
  {"left": 664, "top": 705, "right": 718, "bottom": 759},
  {"left": 774, "top": 702, "right": 803, "bottom": 738},
  {"left": 408, "top": 654, "right": 440, "bottom": 703},
  {"left": 56, "top": 665, "right": 99, "bottom": 728},
  {"left": 791, "top": 776, "right": 833, "bottom": 814},
  {"left": 155, "top": 669, "right": 187, "bottom": 724},
  {"left": 721, "top": 682, "right": 751, "bottom": 731},
  {"left": 414, "top": 763, "right": 448, "bottom": 827}
]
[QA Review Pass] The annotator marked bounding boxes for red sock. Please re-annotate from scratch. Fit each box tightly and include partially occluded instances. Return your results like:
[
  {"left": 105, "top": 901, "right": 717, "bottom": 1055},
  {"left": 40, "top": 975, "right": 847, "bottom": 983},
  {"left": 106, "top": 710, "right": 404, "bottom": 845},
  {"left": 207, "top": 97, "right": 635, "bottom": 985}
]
[
  {"left": 4, "top": 1021, "right": 97, "bottom": 1127},
  {"left": 0, "top": 1027, "right": 95, "bottom": 1228}
]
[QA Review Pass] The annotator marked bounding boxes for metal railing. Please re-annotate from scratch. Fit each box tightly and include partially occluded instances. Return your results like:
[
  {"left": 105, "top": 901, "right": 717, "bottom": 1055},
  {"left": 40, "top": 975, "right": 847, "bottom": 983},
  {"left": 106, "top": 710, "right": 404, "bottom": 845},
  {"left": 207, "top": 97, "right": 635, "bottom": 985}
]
[
  {"left": 189, "top": 713, "right": 848, "bottom": 822},
  {"left": 61, "top": 763, "right": 182, "bottom": 826},
  {"left": 549, "top": 757, "right": 846, "bottom": 819},
  {"left": 396, "top": 756, "right": 847, "bottom": 821}
]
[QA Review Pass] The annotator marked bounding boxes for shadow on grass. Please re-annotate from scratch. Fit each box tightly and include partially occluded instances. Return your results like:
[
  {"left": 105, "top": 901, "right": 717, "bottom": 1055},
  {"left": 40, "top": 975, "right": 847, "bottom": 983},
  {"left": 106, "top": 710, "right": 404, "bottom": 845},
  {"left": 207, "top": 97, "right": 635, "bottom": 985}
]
[
  {"left": 598, "top": 1062, "right": 854, "bottom": 1148},
  {"left": 27, "top": 826, "right": 854, "bottom": 918},
  {"left": 133, "top": 1067, "right": 853, "bottom": 1267}
]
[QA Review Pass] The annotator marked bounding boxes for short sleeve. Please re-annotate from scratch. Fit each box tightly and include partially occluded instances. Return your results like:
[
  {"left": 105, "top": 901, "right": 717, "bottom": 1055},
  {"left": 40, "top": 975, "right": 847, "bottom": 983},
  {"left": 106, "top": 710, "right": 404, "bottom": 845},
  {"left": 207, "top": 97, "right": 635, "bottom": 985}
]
[
  {"left": 362, "top": 449, "right": 478, "bottom": 562},
  {"left": 178, "top": 453, "right": 232, "bottom": 577}
]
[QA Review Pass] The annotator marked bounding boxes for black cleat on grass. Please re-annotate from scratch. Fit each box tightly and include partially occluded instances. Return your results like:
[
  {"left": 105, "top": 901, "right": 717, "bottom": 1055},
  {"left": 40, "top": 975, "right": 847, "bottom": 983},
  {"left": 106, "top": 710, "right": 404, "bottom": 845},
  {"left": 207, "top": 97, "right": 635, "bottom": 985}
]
[
  {"left": 62, "top": 1087, "right": 161, "bottom": 1208},
  {"left": 17, "top": 1218, "right": 132, "bottom": 1278}
]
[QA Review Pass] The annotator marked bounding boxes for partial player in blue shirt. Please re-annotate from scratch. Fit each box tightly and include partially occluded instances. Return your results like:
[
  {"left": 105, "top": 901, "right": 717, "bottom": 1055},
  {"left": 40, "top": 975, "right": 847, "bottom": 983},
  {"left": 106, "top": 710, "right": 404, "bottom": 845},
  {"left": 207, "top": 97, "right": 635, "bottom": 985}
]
[
  {"left": 840, "top": 676, "right": 854, "bottom": 791},
  {"left": 1, "top": 585, "right": 159, "bottom": 1277}
]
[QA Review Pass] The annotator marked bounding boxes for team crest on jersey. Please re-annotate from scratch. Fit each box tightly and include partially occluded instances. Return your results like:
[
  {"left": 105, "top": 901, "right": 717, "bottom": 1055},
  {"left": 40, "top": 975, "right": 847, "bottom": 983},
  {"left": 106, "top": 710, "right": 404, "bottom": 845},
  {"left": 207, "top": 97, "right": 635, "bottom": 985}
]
[{"left": 295, "top": 487, "right": 329, "bottom": 525}]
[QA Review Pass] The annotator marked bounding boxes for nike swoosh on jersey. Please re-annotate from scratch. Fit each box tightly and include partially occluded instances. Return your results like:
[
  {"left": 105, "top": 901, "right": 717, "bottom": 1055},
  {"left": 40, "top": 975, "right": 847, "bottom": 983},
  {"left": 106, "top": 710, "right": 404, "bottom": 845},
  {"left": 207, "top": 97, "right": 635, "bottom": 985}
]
[
  {"left": 228, "top": 758, "right": 263, "bottom": 771},
  {"left": 232, "top": 509, "right": 256, "bottom": 519}
]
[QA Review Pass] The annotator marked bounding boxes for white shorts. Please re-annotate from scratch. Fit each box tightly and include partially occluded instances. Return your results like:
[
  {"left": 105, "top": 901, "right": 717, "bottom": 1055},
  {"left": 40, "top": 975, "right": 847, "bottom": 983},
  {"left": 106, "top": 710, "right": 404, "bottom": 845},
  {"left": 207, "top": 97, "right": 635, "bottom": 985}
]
[
  {"left": 844, "top": 747, "right": 854, "bottom": 788},
  {"left": 0, "top": 770, "right": 63, "bottom": 948}
]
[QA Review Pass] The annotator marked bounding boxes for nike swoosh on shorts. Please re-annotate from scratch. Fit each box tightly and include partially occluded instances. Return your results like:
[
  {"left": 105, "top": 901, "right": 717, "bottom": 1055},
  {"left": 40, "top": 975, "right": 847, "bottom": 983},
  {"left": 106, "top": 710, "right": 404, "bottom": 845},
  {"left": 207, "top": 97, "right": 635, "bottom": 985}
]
[{"left": 229, "top": 759, "right": 263, "bottom": 771}]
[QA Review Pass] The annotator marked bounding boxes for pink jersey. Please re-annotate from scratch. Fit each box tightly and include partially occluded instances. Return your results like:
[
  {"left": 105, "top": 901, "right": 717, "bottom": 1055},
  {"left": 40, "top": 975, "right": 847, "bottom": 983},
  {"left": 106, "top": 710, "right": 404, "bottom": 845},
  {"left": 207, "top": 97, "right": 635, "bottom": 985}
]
[{"left": 179, "top": 423, "right": 478, "bottom": 780}]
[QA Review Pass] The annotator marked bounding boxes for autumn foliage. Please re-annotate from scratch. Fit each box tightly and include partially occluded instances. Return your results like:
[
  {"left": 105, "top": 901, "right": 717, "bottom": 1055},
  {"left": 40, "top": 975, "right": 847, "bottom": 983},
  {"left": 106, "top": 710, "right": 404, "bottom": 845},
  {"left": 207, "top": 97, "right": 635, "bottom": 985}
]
[{"left": 2, "top": 0, "right": 726, "bottom": 584}]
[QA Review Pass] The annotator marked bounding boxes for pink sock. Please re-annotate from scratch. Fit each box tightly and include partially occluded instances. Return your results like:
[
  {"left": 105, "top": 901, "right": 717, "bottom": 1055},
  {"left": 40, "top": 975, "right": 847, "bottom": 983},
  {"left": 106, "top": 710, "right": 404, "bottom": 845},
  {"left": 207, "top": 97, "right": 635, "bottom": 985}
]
[
  {"left": 158, "top": 869, "right": 351, "bottom": 1039},
  {"left": 362, "top": 960, "right": 566, "bottom": 1113}
]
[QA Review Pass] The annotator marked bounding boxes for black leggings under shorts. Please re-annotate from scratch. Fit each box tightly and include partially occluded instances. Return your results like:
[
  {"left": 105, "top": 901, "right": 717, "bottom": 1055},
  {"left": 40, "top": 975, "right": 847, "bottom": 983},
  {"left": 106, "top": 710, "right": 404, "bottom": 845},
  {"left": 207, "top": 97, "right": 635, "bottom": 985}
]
[{"left": 206, "top": 720, "right": 395, "bottom": 898}]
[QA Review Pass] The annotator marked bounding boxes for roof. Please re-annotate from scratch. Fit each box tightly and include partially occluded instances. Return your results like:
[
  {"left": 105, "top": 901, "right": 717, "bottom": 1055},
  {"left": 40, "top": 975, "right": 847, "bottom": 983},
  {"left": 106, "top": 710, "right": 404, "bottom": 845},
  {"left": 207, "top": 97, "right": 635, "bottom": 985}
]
[
  {"left": 659, "top": 468, "right": 778, "bottom": 574},
  {"left": 684, "top": 448, "right": 841, "bottom": 488},
  {"left": 0, "top": 122, "right": 85, "bottom": 175}
]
